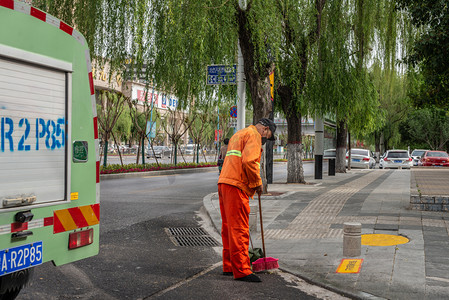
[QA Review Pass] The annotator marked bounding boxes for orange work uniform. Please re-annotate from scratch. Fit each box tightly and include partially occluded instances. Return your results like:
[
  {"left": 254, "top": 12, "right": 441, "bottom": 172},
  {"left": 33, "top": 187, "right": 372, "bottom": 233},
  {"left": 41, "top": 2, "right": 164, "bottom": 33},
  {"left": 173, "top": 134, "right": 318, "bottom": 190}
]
[{"left": 217, "top": 125, "right": 262, "bottom": 279}]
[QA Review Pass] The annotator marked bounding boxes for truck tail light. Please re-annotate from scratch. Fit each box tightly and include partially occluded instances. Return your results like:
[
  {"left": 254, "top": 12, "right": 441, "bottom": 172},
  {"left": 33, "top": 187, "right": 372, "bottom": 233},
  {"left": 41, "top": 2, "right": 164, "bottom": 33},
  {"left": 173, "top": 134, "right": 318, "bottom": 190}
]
[
  {"left": 345, "top": 156, "right": 348, "bottom": 159},
  {"left": 384, "top": 158, "right": 389, "bottom": 161},
  {"left": 409, "top": 158, "right": 412, "bottom": 161},
  {"left": 69, "top": 228, "right": 93, "bottom": 249},
  {"left": 363, "top": 157, "right": 370, "bottom": 161}
]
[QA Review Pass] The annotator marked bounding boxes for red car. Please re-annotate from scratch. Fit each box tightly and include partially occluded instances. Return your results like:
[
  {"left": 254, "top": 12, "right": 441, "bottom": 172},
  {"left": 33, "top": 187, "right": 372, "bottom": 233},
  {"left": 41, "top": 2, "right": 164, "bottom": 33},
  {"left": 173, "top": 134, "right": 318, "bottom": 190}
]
[{"left": 419, "top": 151, "right": 449, "bottom": 167}]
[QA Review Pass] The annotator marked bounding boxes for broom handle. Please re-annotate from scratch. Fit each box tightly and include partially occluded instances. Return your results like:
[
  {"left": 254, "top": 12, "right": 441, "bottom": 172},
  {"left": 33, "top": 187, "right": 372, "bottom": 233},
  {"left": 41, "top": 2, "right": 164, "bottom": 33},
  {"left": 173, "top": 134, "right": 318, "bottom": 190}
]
[{"left": 258, "top": 193, "right": 267, "bottom": 259}]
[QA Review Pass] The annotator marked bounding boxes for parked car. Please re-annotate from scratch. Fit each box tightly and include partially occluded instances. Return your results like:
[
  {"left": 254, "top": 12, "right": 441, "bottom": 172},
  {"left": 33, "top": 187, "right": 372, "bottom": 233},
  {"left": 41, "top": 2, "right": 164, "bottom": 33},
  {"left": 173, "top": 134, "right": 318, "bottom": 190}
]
[
  {"left": 345, "top": 148, "right": 376, "bottom": 169},
  {"left": 323, "top": 149, "right": 336, "bottom": 159},
  {"left": 381, "top": 150, "right": 412, "bottom": 169},
  {"left": 147, "top": 146, "right": 171, "bottom": 159},
  {"left": 411, "top": 149, "right": 429, "bottom": 166},
  {"left": 419, "top": 151, "right": 449, "bottom": 167},
  {"left": 184, "top": 144, "right": 198, "bottom": 155}
]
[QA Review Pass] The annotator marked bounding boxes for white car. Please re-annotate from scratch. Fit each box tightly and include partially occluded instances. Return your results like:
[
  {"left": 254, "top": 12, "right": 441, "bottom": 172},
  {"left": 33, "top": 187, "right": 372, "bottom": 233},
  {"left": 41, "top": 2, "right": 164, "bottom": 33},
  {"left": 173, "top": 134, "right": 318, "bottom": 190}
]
[
  {"left": 345, "top": 148, "right": 376, "bottom": 169},
  {"left": 381, "top": 150, "right": 412, "bottom": 169},
  {"left": 411, "top": 149, "right": 428, "bottom": 166}
]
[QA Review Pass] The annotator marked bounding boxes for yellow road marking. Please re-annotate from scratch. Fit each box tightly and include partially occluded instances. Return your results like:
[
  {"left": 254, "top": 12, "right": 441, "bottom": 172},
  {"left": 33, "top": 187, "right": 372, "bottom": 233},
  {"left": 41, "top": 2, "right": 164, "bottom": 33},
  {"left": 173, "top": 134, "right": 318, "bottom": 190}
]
[
  {"left": 336, "top": 259, "right": 363, "bottom": 273},
  {"left": 361, "top": 234, "right": 409, "bottom": 246}
]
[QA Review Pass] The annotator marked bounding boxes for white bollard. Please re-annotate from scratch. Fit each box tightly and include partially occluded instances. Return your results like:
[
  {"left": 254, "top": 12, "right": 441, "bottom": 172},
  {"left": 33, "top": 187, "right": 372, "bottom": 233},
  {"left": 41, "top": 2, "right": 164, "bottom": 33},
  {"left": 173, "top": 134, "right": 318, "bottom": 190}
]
[{"left": 343, "top": 222, "right": 362, "bottom": 257}]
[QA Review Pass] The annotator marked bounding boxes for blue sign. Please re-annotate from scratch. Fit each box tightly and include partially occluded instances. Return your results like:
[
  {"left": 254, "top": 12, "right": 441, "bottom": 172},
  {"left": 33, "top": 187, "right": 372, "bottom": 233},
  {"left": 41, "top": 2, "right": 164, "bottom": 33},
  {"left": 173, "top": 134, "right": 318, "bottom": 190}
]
[
  {"left": 206, "top": 65, "right": 237, "bottom": 85},
  {"left": 230, "top": 106, "right": 237, "bottom": 118},
  {"left": 146, "top": 121, "right": 156, "bottom": 138}
]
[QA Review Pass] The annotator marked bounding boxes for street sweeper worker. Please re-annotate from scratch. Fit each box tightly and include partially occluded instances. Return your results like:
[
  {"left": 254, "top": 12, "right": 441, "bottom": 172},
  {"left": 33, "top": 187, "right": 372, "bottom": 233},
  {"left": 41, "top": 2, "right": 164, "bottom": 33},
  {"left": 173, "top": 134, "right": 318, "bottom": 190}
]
[{"left": 217, "top": 118, "right": 276, "bottom": 282}]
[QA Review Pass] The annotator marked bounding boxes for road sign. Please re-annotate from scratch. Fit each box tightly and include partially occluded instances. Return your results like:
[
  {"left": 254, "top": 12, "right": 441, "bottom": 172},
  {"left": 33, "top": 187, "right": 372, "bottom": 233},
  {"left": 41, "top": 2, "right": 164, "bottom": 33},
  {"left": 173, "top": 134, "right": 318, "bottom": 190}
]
[
  {"left": 230, "top": 106, "right": 237, "bottom": 118},
  {"left": 206, "top": 65, "right": 237, "bottom": 85}
]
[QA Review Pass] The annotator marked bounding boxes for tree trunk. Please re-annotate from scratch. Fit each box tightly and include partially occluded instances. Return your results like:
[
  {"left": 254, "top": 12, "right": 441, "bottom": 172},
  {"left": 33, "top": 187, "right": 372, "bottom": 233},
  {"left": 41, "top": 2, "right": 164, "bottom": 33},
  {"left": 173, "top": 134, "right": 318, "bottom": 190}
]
[
  {"left": 237, "top": 7, "right": 273, "bottom": 124},
  {"left": 347, "top": 130, "right": 351, "bottom": 170},
  {"left": 336, "top": 120, "right": 347, "bottom": 173},
  {"left": 287, "top": 143, "right": 304, "bottom": 183},
  {"left": 278, "top": 86, "right": 305, "bottom": 183}
]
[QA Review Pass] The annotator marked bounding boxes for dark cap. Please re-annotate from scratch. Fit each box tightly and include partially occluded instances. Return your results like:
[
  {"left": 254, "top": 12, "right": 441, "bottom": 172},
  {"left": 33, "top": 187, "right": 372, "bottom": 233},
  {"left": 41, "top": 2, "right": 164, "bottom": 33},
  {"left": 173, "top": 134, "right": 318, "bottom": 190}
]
[{"left": 258, "top": 118, "right": 276, "bottom": 140}]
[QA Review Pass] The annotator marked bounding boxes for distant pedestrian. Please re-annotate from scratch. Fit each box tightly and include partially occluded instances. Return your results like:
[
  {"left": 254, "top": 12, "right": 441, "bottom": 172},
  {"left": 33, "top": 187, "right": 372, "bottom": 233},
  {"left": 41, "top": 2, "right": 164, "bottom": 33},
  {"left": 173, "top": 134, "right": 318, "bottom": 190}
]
[
  {"left": 218, "top": 138, "right": 229, "bottom": 174},
  {"left": 217, "top": 118, "right": 276, "bottom": 282}
]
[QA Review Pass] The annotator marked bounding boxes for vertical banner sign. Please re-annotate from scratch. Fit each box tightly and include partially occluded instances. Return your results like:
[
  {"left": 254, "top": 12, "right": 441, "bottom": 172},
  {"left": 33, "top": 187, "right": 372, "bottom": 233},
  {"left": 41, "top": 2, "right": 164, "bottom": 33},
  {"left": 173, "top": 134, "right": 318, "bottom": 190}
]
[
  {"left": 215, "top": 130, "right": 223, "bottom": 141},
  {"left": 146, "top": 121, "right": 156, "bottom": 138},
  {"left": 269, "top": 71, "right": 274, "bottom": 101}
]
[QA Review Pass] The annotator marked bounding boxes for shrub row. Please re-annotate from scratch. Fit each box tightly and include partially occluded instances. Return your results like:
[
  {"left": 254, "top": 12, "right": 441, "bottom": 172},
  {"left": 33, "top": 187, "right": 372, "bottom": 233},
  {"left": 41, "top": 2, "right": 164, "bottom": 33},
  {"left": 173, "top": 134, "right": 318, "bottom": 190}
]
[{"left": 100, "top": 162, "right": 218, "bottom": 174}]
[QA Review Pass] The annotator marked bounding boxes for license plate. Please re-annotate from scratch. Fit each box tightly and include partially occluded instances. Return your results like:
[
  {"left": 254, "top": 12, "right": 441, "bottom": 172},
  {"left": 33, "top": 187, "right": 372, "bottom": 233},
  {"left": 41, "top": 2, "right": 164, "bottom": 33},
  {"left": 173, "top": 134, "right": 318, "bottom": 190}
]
[
  {"left": 394, "top": 160, "right": 402, "bottom": 163},
  {"left": 352, "top": 159, "right": 361, "bottom": 162},
  {"left": 0, "top": 241, "right": 43, "bottom": 275}
]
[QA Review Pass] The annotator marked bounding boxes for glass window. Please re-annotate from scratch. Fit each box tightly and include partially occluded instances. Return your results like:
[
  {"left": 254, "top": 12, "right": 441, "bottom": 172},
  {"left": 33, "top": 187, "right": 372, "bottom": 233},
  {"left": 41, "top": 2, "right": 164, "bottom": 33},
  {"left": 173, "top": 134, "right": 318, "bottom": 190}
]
[
  {"left": 427, "top": 152, "right": 449, "bottom": 157},
  {"left": 351, "top": 149, "right": 368, "bottom": 156},
  {"left": 387, "top": 151, "right": 409, "bottom": 158}
]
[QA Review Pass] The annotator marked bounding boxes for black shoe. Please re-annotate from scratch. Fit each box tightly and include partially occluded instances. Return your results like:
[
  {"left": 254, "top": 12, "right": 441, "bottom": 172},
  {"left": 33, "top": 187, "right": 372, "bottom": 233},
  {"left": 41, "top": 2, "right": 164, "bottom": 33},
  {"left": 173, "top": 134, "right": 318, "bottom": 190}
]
[
  {"left": 235, "top": 273, "right": 261, "bottom": 282},
  {"left": 222, "top": 272, "right": 233, "bottom": 276}
]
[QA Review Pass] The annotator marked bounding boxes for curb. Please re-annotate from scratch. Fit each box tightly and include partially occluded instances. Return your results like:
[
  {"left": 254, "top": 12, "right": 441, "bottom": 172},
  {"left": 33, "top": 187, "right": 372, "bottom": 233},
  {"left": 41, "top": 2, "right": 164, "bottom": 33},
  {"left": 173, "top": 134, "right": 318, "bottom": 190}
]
[{"left": 100, "top": 166, "right": 218, "bottom": 180}]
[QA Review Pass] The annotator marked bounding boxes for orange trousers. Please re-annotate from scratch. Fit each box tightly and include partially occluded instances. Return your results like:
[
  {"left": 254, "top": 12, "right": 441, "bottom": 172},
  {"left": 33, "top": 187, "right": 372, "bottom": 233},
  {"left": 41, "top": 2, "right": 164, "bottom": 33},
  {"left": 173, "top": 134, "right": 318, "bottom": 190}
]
[{"left": 218, "top": 183, "right": 252, "bottom": 279}]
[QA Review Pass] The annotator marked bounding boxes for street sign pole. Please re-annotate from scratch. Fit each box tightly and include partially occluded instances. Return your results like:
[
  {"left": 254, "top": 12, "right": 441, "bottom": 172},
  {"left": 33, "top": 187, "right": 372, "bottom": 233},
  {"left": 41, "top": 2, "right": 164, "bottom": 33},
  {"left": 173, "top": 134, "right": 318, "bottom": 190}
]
[{"left": 237, "top": 43, "right": 245, "bottom": 131}]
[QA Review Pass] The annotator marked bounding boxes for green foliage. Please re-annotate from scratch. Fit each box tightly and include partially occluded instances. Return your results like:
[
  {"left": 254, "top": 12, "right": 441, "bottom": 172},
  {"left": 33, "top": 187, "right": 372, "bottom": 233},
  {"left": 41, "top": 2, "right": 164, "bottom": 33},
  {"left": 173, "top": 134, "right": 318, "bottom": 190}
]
[
  {"left": 400, "top": 107, "right": 449, "bottom": 150},
  {"left": 396, "top": 0, "right": 449, "bottom": 109},
  {"left": 113, "top": 105, "right": 132, "bottom": 143},
  {"left": 306, "top": 0, "right": 384, "bottom": 136}
]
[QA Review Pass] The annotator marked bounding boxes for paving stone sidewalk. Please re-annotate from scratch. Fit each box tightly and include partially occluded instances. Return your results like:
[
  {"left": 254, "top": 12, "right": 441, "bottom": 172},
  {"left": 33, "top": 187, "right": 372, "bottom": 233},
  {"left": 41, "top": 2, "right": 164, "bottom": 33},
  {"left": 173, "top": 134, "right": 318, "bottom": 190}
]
[{"left": 203, "top": 169, "right": 449, "bottom": 299}]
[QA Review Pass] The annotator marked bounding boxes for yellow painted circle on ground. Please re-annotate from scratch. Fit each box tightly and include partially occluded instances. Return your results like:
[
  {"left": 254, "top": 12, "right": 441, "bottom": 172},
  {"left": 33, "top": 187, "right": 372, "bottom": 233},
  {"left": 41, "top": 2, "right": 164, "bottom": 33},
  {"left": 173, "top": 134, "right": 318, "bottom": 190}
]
[{"left": 361, "top": 234, "right": 409, "bottom": 246}]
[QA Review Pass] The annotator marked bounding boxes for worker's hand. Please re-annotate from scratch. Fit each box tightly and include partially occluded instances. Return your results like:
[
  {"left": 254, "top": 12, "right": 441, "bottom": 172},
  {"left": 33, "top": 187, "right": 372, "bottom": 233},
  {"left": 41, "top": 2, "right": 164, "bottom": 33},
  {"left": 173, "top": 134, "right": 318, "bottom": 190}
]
[{"left": 254, "top": 185, "right": 263, "bottom": 197}]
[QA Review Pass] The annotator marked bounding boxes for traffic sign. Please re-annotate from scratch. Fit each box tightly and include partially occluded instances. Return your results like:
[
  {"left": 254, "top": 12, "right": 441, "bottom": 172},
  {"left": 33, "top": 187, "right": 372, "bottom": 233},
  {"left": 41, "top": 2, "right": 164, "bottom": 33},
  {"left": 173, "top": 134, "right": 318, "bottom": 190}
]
[
  {"left": 230, "top": 106, "right": 237, "bottom": 118},
  {"left": 206, "top": 65, "right": 237, "bottom": 85}
]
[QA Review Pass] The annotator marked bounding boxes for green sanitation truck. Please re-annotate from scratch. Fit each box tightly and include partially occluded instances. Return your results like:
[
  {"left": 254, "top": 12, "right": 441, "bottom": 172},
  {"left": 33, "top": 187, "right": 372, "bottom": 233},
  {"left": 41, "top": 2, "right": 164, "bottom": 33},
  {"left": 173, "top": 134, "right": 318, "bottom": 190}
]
[{"left": 0, "top": 1, "right": 100, "bottom": 298}]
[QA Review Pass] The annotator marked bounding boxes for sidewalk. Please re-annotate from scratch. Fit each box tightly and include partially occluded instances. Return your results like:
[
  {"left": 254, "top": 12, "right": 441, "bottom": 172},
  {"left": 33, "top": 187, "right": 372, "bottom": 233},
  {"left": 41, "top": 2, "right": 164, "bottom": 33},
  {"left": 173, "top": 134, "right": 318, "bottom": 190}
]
[{"left": 203, "top": 169, "right": 449, "bottom": 299}]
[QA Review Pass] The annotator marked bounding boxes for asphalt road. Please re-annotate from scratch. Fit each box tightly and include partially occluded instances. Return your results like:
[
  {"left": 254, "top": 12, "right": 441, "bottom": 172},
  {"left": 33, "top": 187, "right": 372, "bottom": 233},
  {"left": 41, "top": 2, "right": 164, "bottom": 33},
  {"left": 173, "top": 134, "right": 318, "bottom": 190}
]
[{"left": 18, "top": 163, "right": 341, "bottom": 300}]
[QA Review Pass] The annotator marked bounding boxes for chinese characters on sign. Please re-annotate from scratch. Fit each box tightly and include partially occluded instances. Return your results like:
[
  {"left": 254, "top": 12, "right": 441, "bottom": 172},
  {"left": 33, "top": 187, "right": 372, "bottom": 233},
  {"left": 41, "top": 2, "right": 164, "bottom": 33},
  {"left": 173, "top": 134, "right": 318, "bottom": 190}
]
[{"left": 206, "top": 65, "right": 237, "bottom": 85}]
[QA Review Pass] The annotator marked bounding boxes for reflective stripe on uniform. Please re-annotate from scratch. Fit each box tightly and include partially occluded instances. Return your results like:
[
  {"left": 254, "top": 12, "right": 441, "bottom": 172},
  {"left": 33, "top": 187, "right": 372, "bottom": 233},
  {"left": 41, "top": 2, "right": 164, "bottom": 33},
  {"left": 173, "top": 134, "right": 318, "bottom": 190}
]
[
  {"left": 226, "top": 150, "right": 242, "bottom": 157},
  {"left": 256, "top": 162, "right": 260, "bottom": 168}
]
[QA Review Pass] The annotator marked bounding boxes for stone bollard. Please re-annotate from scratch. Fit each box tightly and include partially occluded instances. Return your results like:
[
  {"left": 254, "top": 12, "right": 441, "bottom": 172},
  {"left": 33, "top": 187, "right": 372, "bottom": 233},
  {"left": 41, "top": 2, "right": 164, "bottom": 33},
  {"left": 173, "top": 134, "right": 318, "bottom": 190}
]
[
  {"left": 249, "top": 203, "right": 258, "bottom": 233},
  {"left": 343, "top": 222, "right": 362, "bottom": 257}
]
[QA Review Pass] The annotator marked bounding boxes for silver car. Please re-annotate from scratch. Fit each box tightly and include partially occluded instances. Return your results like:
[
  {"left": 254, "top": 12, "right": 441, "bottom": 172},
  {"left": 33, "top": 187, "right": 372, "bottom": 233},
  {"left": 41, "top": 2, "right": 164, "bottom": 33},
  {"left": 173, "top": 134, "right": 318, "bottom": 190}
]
[
  {"left": 147, "top": 146, "right": 171, "bottom": 159},
  {"left": 381, "top": 150, "right": 412, "bottom": 169},
  {"left": 411, "top": 149, "right": 428, "bottom": 166},
  {"left": 345, "top": 148, "right": 376, "bottom": 169}
]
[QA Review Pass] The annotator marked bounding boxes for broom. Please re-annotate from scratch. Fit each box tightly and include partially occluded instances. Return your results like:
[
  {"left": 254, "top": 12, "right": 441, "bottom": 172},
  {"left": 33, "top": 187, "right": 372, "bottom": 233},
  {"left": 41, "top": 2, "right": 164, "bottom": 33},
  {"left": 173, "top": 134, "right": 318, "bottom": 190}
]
[{"left": 251, "top": 193, "right": 279, "bottom": 272}]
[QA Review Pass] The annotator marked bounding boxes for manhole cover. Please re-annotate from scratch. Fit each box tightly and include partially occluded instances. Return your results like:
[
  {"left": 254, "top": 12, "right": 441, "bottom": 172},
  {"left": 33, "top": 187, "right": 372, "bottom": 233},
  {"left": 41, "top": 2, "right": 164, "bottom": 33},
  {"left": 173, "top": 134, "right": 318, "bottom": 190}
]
[{"left": 166, "top": 227, "right": 220, "bottom": 247}]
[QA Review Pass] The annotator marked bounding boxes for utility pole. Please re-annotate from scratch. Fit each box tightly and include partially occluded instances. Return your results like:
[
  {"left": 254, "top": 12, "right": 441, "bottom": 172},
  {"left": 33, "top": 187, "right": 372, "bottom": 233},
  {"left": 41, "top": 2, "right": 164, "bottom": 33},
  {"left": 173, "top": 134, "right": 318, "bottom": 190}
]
[
  {"left": 314, "top": 116, "right": 324, "bottom": 179},
  {"left": 237, "top": 0, "right": 246, "bottom": 131},
  {"left": 236, "top": 43, "right": 245, "bottom": 131}
]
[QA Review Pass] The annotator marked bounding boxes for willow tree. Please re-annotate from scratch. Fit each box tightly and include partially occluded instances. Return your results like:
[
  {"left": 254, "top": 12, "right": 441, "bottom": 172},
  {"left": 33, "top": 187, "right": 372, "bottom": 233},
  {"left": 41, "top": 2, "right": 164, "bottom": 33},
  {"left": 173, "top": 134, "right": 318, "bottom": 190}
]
[
  {"left": 305, "top": 0, "right": 401, "bottom": 173},
  {"left": 149, "top": 1, "right": 282, "bottom": 127},
  {"left": 274, "top": 0, "right": 326, "bottom": 183}
]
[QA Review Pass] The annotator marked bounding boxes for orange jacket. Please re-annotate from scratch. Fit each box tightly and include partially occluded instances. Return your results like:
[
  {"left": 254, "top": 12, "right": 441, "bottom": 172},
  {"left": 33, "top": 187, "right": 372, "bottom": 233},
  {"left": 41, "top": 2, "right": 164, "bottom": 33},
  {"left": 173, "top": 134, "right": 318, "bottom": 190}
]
[{"left": 218, "top": 125, "right": 262, "bottom": 197}]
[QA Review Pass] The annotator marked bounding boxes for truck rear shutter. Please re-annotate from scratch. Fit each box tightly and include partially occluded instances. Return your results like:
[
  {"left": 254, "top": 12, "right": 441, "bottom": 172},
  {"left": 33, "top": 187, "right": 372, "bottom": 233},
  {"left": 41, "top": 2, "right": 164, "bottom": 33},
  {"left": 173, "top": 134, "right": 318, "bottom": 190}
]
[{"left": 0, "top": 55, "right": 69, "bottom": 208}]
